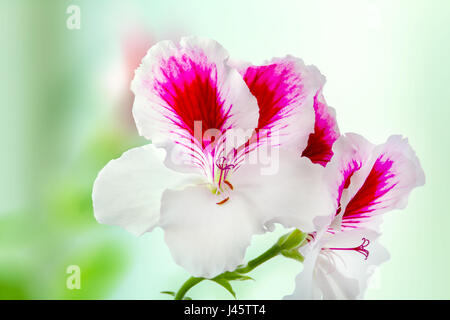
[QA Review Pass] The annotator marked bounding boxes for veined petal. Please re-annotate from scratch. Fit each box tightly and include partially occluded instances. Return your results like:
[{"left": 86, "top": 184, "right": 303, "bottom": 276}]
[
  {"left": 320, "top": 229, "right": 389, "bottom": 299},
  {"left": 159, "top": 185, "right": 265, "bottom": 278},
  {"left": 301, "top": 92, "right": 340, "bottom": 166},
  {"left": 286, "top": 228, "right": 389, "bottom": 300},
  {"left": 339, "top": 135, "right": 425, "bottom": 230},
  {"left": 240, "top": 56, "right": 325, "bottom": 153},
  {"left": 325, "top": 133, "right": 375, "bottom": 226},
  {"left": 131, "top": 36, "right": 259, "bottom": 176},
  {"left": 92, "top": 144, "right": 193, "bottom": 236}
]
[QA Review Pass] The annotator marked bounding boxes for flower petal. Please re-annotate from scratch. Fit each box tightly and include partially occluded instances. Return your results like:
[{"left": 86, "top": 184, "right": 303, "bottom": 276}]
[
  {"left": 159, "top": 185, "right": 265, "bottom": 278},
  {"left": 240, "top": 56, "right": 325, "bottom": 153},
  {"left": 231, "top": 149, "right": 335, "bottom": 232},
  {"left": 324, "top": 133, "right": 375, "bottom": 227},
  {"left": 301, "top": 92, "right": 340, "bottom": 166},
  {"left": 322, "top": 228, "right": 390, "bottom": 299},
  {"left": 339, "top": 135, "right": 425, "bottom": 230},
  {"left": 284, "top": 239, "right": 323, "bottom": 300},
  {"left": 313, "top": 259, "right": 360, "bottom": 300},
  {"left": 131, "top": 36, "right": 259, "bottom": 175},
  {"left": 286, "top": 228, "right": 389, "bottom": 300},
  {"left": 92, "top": 144, "right": 192, "bottom": 236}
]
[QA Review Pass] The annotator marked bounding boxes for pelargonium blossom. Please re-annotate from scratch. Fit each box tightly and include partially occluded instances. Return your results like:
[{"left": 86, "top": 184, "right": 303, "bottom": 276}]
[
  {"left": 233, "top": 56, "right": 340, "bottom": 228},
  {"left": 286, "top": 133, "right": 425, "bottom": 299},
  {"left": 92, "top": 37, "right": 334, "bottom": 278}
]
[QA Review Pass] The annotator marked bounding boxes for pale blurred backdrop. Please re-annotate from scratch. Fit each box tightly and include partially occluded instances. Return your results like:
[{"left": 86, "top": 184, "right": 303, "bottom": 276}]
[{"left": 0, "top": 0, "right": 448, "bottom": 299}]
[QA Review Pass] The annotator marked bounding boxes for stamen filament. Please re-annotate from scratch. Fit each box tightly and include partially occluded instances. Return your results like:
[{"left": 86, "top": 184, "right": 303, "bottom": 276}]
[{"left": 328, "top": 237, "right": 370, "bottom": 260}]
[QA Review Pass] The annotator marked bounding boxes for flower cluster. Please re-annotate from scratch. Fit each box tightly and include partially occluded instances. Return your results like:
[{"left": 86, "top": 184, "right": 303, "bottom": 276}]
[{"left": 92, "top": 37, "right": 425, "bottom": 299}]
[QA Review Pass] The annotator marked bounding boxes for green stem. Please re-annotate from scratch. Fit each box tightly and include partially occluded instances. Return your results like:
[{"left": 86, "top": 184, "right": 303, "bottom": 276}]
[
  {"left": 172, "top": 229, "right": 305, "bottom": 300},
  {"left": 235, "top": 243, "right": 282, "bottom": 274},
  {"left": 173, "top": 243, "right": 283, "bottom": 300}
]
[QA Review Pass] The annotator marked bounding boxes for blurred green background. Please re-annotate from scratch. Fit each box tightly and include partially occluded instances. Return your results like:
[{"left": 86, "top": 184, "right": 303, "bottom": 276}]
[{"left": 0, "top": 0, "right": 448, "bottom": 299}]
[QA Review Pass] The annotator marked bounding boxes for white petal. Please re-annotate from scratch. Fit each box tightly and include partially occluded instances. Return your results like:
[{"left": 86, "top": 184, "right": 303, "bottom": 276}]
[
  {"left": 314, "top": 258, "right": 360, "bottom": 299},
  {"left": 284, "top": 242, "right": 323, "bottom": 300},
  {"left": 286, "top": 228, "right": 389, "bottom": 300},
  {"left": 232, "top": 149, "right": 336, "bottom": 232},
  {"left": 369, "top": 135, "right": 426, "bottom": 211},
  {"left": 159, "top": 185, "right": 265, "bottom": 278},
  {"left": 324, "top": 228, "right": 390, "bottom": 299},
  {"left": 92, "top": 144, "right": 193, "bottom": 236}
]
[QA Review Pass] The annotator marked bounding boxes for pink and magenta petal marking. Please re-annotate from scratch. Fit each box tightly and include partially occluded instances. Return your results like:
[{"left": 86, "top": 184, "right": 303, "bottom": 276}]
[
  {"left": 333, "top": 158, "right": 363, "bottom": 217},
  {"left": 156, "top": 53, "right": 231, "bottom": 150},
  {"left": 341, "top": 155, "right": 397, "bottom": 229},
  {"left": 302, "top": 93, "right": 340, "bottom": 166},
  {"left": 242, "top": 59, "right": 310, "bottom": 142}
]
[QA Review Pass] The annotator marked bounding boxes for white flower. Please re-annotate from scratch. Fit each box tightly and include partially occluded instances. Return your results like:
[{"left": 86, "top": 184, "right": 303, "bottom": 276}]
[
  {"left": 92, "top": 37, "right": 334, "bottom": 278},
  {"left": 286, "top": 133, "right": 425, "bottom": 299}
]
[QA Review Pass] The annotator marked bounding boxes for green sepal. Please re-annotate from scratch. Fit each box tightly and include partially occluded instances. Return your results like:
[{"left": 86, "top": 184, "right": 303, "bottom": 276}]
[
  {"left": 277, "top": 229, "right": 307, "bottom": 250},
  {"left": 211, "top": 278, "right": 236, "bottom": 299},
  {"left": 281, "top": 249, "right": 305, "bottom": 263}
]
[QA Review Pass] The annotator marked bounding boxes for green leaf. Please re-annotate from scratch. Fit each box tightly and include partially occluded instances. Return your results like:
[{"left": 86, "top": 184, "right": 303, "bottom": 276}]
[
  {"left": 161, "top": 291, "right": 175, "bottom": 297},
  {"left": 281, "top": 249, "right": 305, "bottom": 263},
  {"left": 211, "top": 279, "right": 236, "bottom": 299},
  {"left": 162, "top": 290, "right": 191, "bottom": 300},
  {"left": 214, "top": 271, "right": 254, "bottom": 282}
]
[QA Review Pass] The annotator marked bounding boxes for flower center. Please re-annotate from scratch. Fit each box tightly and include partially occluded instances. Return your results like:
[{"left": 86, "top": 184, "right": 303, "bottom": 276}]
[
  {"left": 327, "top": 238, "right": 370, "bottom": 260},
  {"left": 212, "top": 156, "right": 235, "bottom": 205}
]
